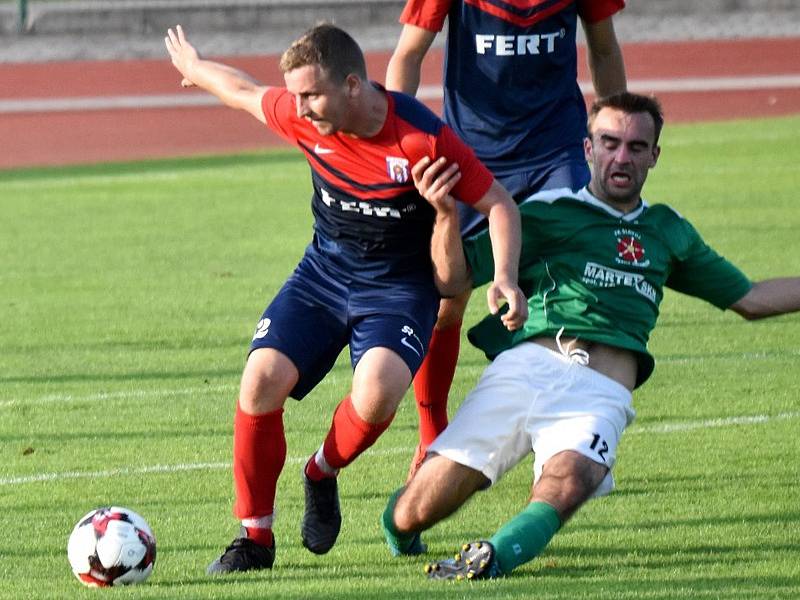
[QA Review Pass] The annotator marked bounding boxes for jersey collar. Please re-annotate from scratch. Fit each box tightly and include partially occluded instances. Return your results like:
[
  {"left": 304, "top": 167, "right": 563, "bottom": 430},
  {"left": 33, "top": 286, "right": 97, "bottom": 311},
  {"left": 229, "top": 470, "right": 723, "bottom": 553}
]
[{"left": 577, "top": 186, "right": 649, "bottom": 222}]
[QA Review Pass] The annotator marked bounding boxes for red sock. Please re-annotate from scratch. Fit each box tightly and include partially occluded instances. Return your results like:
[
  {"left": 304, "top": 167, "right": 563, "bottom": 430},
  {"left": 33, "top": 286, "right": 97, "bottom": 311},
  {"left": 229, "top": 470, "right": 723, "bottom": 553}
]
[
  {"left": 413, "top": 322, "right": 461, "bottom": 446},
  {"left": 304, "top": 453, "right": 332, "bottom": 482},
  {"left": 319, "top": 395, "right": 394, "bottom": 471},
  {"left": 232, "top": 403, "right": 286, "bottom": 526},
  {"left": 244, "top": 525, "right": 274, "bottom": 547}
]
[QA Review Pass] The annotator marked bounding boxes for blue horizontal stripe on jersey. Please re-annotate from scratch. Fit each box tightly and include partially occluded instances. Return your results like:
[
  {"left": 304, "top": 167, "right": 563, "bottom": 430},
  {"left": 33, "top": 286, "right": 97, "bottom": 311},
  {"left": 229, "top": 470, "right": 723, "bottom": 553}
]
[
  {"left": 390, "top": 91, "right": 443, "bottom": 137},
  {"left": 298, "top": 140, "right": 407, "bottom": 193},
  {"left": 473, "top": 0, "right": 571, "bottom": 20}
]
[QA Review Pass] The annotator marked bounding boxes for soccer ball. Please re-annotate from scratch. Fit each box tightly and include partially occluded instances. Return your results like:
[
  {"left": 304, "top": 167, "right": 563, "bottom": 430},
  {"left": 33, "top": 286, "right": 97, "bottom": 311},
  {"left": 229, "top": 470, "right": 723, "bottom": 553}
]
[{"left": 67, "top": 506, "right": 156, "bottom": 587}]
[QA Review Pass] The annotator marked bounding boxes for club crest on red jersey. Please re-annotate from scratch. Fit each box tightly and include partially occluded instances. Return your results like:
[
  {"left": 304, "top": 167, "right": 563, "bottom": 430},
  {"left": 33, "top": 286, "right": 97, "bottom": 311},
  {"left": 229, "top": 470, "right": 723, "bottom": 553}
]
[{"left": 386, "top": 157, "right": 410, "bottom": 183}]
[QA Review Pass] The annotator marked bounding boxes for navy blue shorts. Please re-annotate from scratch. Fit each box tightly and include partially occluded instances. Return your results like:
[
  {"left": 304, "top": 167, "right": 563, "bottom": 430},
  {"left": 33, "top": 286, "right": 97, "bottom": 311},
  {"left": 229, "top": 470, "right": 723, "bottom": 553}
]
[
  {"left": 458, "top": 158, "right": 591, "bottom": 238},
  {"left": 249, "top": 252, "right": 439, "bottom": 400}
]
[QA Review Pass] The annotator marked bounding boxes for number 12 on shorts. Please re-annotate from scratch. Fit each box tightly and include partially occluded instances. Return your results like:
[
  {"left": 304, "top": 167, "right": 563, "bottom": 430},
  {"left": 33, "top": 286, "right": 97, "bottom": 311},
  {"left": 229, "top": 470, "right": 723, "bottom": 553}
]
[{"left": 590, "top": 433, "right": 609, "bottom": 461}]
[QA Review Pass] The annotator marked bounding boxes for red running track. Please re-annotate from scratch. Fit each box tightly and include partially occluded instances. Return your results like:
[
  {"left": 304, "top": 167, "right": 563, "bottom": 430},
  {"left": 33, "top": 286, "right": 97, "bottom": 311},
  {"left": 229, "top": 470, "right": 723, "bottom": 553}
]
[{"left": 0, "top": 38, "right": 799, "bottom": 169}]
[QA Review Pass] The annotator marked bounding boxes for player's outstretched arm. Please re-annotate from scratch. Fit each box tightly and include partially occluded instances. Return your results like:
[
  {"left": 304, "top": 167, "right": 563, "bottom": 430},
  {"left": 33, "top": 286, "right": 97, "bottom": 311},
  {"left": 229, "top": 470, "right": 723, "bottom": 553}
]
[
  {"left": 165, "top": 25, "right": 270, "bottom": 123},
  {"left": 582, "top": 15, "right": 627, "bottom": 98},
  {"left": 385, "top": 24, "right": 437, "bottom": 95},
  {"left": 729, "top": 277, "right": 800, "bottom": 320}
]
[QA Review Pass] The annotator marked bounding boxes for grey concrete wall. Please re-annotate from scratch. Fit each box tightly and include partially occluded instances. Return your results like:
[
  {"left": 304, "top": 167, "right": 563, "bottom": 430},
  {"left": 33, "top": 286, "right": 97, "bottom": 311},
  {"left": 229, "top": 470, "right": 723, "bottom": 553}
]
[
  {"left": 621, "top": 0, "right": 799, "bottom": 14},
  {"left": 2, "top": 0, "right": 799, "bottom": 62},
  {"left": 10, "top": 0, "right": 405, "bottom": 35},
  {"left": 10, "top": 0, "right": 800, "bottom": 36},
  {"left": 0, "top": 4, "right": 20, "bottom": 34}
]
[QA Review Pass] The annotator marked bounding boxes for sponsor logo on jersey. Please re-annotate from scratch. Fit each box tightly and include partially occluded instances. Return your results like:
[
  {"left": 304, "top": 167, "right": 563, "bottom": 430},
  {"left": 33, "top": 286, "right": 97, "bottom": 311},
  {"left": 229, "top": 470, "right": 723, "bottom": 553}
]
[
  {"left": 314, "top": 143, "right": 334, "bottom": 155},
  {"left": 386, "top": 157, "right": 410, "bottom": 183},
  {"left": 400, "top": 324, "right": 424, "bottom": 357},
  {"left": 253, "top": 318, "right": 271, "bottom": 340},
  {"left": 475, "top": 29, "right": 565, "bottom": 56},
  {"left": 582, "top": 262, "right": 657, "bottom": 303},
  {"left": 614, "top": 228, "right": 651, "bottom": 267},
  {"left": 319, "top": 186, "right": 402, "bottom": 219}
]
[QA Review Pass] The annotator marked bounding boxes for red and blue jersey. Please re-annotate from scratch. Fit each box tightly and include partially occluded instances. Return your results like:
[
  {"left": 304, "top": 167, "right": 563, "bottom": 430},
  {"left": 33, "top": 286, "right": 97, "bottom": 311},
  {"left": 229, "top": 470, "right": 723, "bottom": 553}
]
[
  {"left": 261, "top": 86, "right": 493, "bottom": 285},
  {"left": 400, "top": 0, "right": 624, "bottom": 176}
]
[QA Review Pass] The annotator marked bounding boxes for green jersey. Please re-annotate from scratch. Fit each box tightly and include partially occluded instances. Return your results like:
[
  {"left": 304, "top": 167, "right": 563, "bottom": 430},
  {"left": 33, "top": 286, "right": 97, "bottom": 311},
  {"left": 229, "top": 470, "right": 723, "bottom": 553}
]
[{"left": 465, "top": 187, "right": 752, "bottom": 387}]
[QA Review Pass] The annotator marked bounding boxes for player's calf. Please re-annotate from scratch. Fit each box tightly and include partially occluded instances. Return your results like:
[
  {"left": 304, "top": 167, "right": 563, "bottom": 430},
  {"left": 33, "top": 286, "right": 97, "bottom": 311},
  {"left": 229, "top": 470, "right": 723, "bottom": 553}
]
[{"left": 382, "top": 488, "right": 427, "bottom": 556}]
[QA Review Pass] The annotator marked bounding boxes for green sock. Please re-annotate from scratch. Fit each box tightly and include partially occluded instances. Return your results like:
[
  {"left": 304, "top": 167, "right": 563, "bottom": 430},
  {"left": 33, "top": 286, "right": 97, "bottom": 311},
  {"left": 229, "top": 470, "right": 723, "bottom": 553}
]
[
  {"left": 489, "top": 501, "right": 562, "bottom": 575},
  {"left": 382, "top": 488, "right": 421, "bottom": 556}
]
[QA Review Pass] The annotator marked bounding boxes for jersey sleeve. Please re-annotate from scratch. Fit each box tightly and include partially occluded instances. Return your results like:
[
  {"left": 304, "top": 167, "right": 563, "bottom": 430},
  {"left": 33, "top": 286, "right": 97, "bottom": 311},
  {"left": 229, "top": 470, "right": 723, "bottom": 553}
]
[
  {"left": 433, "top": 124, "right": 494, "bottom": 206},
  {"left": 577, "top": 0, "right": 625, "bottom": 24},
  {"left": 399, "top": 0, "right": 451, "bottom": 32},
  {"left": 463, "top": 229, "right": 495, "bottom": 288},
  {"left": 261, "top": 87, "right": 298, "bottom": 144},
  {"left": 666, "top": 220, "right": 753, "bottom": 309}
]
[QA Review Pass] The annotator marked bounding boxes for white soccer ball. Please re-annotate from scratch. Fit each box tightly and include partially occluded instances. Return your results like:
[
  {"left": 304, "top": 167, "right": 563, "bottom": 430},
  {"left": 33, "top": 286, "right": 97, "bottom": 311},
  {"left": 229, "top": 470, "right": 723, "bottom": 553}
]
[{"left": 67, "top": 506, "right": 157, "bottom": 587}]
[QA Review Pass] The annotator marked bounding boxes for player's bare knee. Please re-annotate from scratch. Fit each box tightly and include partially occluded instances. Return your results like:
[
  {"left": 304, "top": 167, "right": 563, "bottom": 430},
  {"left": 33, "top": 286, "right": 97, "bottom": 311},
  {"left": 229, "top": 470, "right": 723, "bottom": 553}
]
[
  {"left": 238, "top": 382, "right": 288, "bottom": 414},
  {"left": 349, "top": 388, "right": 403, "bottom": 423},
  {"left": 351, "top": 348, "right": 411, "bottom": 421},
  {"left": 238, "top": 348, "right": 297, "bottom": 414}
]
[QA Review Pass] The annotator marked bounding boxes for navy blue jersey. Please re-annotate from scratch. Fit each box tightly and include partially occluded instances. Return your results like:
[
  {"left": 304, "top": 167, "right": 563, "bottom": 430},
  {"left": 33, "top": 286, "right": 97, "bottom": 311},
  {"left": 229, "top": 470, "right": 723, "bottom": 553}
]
[
  {"left": 401, "top": 0, "right": 624, "bottom": 175},
  {"left": 262, "top": 86, "right": 493, "bottom": 285}
]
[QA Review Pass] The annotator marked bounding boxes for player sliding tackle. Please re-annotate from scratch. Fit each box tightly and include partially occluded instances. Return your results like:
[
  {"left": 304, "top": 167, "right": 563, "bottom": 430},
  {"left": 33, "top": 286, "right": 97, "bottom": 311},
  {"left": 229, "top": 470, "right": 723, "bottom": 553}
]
[
  {"left": 165, "top": 23, "right": 525, "bottom": 574},
  {"left": 383, "top": 92, "right": 800, "bottom": 580}
]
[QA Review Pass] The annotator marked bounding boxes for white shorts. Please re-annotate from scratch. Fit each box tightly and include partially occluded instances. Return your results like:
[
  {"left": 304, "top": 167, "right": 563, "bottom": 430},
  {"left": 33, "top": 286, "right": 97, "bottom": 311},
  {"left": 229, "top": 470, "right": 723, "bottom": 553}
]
[{"left": 429, "top": 341, "right": 635, "bottom": 497}]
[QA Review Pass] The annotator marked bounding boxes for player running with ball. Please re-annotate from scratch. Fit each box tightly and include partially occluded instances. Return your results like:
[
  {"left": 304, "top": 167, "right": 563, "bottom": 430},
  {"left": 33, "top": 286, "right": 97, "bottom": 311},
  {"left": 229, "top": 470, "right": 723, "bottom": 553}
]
[{"left": 165, "top": 23, "right": 525, "bottom": 574}]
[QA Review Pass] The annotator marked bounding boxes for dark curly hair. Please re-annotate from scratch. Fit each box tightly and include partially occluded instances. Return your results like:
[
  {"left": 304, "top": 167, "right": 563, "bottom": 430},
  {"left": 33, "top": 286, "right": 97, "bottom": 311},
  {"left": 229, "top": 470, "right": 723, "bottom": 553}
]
[{"left": 588, "top": 92, "right": 665, "bottom": 144}]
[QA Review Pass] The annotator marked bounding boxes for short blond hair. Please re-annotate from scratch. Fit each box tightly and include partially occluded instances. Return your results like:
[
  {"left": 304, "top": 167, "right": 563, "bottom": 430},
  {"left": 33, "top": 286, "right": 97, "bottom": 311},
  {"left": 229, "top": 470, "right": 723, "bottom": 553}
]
[{"left": 280, "top": 23, "right": 367, "bottom": 83}]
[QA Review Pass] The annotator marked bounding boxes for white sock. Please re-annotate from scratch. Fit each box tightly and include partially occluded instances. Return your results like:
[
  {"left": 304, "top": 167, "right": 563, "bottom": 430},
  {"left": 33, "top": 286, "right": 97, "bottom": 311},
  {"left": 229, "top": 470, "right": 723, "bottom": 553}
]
[
  {"left": 314, "top": 444, "right": 339, "bottom": 477},
  {"left": 241, "top": 514, "right": 274, "bottom": 529}
]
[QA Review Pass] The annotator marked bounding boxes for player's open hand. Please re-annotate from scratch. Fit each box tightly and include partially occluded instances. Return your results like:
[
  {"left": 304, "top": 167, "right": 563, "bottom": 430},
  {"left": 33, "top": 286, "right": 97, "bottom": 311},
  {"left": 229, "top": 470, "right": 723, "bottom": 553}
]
[
  {"left": 411, "top": 156, "right": 460, "bottom": 215},
  {"left": 487, "top": 278, "right": 527, "bottom": 331},
  {"left": 165, "top": 25, "right": 199, "bottom": 88}
]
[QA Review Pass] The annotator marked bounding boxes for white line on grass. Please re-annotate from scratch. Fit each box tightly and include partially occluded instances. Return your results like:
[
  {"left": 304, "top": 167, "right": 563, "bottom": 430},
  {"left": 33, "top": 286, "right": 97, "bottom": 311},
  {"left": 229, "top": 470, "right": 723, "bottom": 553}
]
[
  {"left": 630, "top": 411, "right": 800, "bottom": 434},
  {"left": 5, "top": 346, "right": 798, "bottom": 410},
  {"left": 0, "top": 462, "right": 231, "bottom": 486},
  {"left": 1, "top": 75, "right": 799, "bottom": 114},
  {"left": 657, "top": 349, "right": 800, "bottom": 364},
  {"left": 3, "top": 412, "right": 798, "bottom": 487},
  {"left": 0, "top": 383, "right": 237, "bottom": 409},
  {"left": 0, "top": 447, "right": 408, "bottom": 487}
]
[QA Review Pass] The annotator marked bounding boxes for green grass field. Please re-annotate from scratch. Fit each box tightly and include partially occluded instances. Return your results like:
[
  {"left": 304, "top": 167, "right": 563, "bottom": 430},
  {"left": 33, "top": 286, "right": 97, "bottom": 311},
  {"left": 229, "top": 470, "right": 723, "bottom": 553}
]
[{"left": 2, "top": 116, "right": 799, "bottom": 599}]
